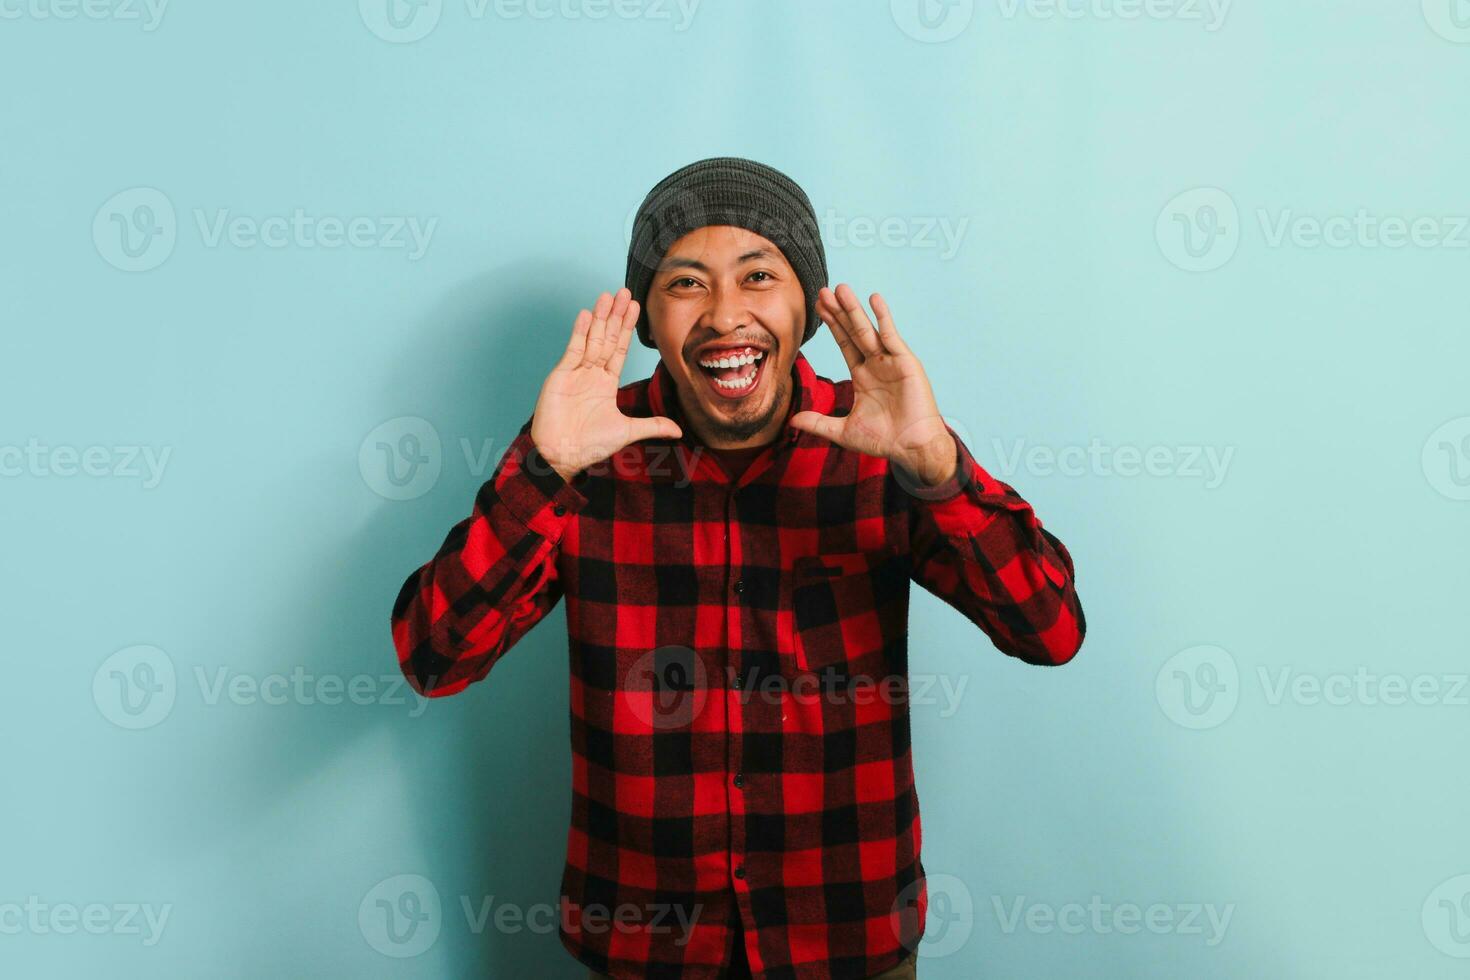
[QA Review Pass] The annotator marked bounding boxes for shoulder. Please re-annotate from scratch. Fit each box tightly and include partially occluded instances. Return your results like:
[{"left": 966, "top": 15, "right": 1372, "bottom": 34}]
[
  {"left": 615, "top": 374, "right": 655, "bottom": 417},
  {"left": 805, "top": 364, "right": 854, "bottom": 418},
  {"left": 824, "top": 374, "right": 855, "bottom": 417}
]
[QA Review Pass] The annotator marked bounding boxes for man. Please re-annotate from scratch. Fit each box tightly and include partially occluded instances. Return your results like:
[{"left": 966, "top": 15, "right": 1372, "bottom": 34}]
[{"left": 391, "top": 157, "right": 1085, "bottom": 978}]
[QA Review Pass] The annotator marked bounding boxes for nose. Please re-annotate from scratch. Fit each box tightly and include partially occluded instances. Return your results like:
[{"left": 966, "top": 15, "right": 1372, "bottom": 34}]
[{"left": 702, "top": 282, "right": 747, "bottom": 336}]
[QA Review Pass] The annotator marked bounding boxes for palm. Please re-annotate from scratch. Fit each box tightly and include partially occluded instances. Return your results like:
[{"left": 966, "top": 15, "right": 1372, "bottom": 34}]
[
  {"left": 791, "top": 285, "right": 953, "bottom": 479},
  {"left": 836, "top": 351, "right": 947, "bottom": 460},
  {"left": 531, "top": 288, "right": 681, "bottom": 480}
]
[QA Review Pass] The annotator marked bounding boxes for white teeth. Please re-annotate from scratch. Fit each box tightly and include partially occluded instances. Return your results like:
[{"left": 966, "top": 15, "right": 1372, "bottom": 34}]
[
  {"left": 698, "top": 349, "right": 765, "bottom": 369},
  {"left": 714, "top": 372, "right": 755, "bottom": 390},
  {"left": 711, "top": 359, "right": 760, "bottom": 390}
]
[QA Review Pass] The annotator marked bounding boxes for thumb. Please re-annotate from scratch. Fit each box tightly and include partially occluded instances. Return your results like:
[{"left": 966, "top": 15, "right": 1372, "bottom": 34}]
[
  {"left": 789, "top": 411, "right": 848, "bottom": 446},
  {"left": 627, "top": 415, "right": 683, "bottom": 444}
]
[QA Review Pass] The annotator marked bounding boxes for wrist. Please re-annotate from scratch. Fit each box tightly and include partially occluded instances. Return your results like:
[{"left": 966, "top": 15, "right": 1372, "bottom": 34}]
[
  {"left": 549, "top": 461, "right": 581, "bottom": 483},
  {"left": 529, "top": 438, "right": 582, "bottom": 484},
  {"left": 899, "top": 432, "right": 958, "bottom": 487}
]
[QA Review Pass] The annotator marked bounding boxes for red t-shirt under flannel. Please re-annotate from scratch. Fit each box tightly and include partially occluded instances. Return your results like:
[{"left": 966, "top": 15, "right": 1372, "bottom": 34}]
[{"left": 391, "top": 352, "right": 1085, "bottom": 978}]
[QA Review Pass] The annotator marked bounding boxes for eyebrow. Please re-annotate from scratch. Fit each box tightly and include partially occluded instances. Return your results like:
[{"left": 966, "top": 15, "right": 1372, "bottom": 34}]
[{"left": 657, "top": 248, "right": 774, "bottom": 274}]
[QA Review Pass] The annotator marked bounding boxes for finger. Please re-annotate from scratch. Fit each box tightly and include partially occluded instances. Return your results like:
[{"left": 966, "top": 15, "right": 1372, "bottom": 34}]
[
  {"left": 559, "top": 308, "right": 594, "bottom": 369},
  {"left": 608, "top": 286, "right": 630, "bottom": 323},
  {"left": 599, "top": 287, "right": 632, "bottom": 364},
  {"left": 627, "top": 414, "right": 682, "bottom": 444},
  {"left": 788, "top": 410, "right": 850, "bottom": 447},
  {"left": 584, "top": 290, "right": 616, "bottom": 364},
  {"left": 605, "top": 299, "right": 640, "bottom": 378},
  {"left": 833, "top": 283, "right": 884, "bottom": 358},
  {"left": 596, "top": 288, "right": 632, "bottom": 365},
  {"left": 816, "top": 288, "right": 863, "bottom": 372},
  {"left": 869, "top": 292, "right": 912, "bottom": 356}
]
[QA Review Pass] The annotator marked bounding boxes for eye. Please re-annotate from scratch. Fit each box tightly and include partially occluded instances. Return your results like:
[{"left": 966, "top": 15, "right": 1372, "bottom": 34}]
[
  {"left": 747, "top": 270, "right": 772, "bottom": 283},
  {"left": 668, "top": 276, "right": 699, "bottom": 289}
]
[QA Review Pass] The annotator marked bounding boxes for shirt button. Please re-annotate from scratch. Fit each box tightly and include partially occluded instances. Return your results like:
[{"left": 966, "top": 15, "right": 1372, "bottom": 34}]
[
  {"left": 733, "top": 579, "right": 745, "bottom": 596},
  {"left": 733, "top": 773, "right": 744, "bottom": 789},
  {"left": 734, "top": 866, "right": 746, "bottom": 880},
  {"left": 552, "top": 504, "right": 566, "bottom": 516}
]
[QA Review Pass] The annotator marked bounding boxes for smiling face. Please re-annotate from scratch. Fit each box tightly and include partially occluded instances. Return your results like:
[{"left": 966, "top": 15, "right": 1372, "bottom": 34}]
[{"left": 645, "top": 225, "right": 807, "bottom": 449}]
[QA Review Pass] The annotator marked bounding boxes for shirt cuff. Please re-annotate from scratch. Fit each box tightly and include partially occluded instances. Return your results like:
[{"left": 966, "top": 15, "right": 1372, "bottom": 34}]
[
  {"left": 491, "top": 428, "right": 588, "bottom": 541},
  {"left": 901, "top": 427, "right": 1039, "bottom": 529}
]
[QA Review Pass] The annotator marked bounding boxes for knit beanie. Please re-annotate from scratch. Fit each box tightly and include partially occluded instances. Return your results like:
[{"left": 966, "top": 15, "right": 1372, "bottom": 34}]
[{"left": 625, "top": 157, "right": 828, "bottom": 349}]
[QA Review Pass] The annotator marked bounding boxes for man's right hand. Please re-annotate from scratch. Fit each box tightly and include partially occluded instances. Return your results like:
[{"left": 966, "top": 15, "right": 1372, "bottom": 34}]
[{"left": 530, "top": 287, "right": 683, "bottom": 483}]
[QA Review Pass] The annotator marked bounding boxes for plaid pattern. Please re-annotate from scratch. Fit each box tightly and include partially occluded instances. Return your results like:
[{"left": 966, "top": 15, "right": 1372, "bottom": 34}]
[{"left": 391, "top": 352, "right": 1085, "bottom": 978}]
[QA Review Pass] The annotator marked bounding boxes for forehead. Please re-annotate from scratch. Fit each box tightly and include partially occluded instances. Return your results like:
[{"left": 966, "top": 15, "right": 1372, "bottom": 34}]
[{"left": 658, "top": 225, "right": 794, "bottom": 271}]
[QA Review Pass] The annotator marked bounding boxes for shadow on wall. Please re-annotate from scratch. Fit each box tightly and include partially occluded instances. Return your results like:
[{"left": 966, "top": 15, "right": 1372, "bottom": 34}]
[
  {"left": 374, "top": 261, "right": 606, "bottom": 978},
  {"left": 204, "top": 261, "right": 608, "bottom": 977}
]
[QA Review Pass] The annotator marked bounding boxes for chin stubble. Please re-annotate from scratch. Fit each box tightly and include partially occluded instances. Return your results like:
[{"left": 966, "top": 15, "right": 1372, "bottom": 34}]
[{"left": 693, "top": 371, "right": 789, "bottom": 444}]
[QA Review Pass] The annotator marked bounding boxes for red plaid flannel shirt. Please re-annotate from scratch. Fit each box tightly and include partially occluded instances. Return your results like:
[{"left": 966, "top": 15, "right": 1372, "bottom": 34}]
[{"left": 391, "top": 351, "right": 1085, "bottom": 978}]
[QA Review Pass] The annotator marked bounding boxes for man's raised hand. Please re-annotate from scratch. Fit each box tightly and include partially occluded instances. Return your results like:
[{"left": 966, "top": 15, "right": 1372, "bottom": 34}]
[
  {"left": 789, "top": 284, "right": 958, "bottom": 486},
  {"left": 530, "top": 287, "right": 683, "bottom": 483}
]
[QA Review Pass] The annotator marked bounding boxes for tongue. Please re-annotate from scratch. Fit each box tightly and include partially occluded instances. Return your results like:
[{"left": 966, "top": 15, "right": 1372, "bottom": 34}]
[{"left": 712, "top": 363, "right": 748, "bottom": 381}]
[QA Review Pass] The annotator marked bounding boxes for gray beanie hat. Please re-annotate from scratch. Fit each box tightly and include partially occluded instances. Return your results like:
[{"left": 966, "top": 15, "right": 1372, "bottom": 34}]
[{"left": 625, "top": 157, "right": 828, "bottom": 349}]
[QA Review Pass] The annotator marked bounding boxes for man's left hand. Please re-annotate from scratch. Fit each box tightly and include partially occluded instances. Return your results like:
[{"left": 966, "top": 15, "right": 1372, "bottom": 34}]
[{"left": 790, "top": 284, "right": 958, "bottom": 486}]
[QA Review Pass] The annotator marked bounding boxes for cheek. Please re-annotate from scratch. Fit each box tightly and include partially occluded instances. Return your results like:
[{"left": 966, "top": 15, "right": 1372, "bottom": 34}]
[
  {"left": 648, "top": 298, "right": 693, "bottom": 354},
  {"left": 754, "top": 289, "right": 805, "bottom": 340}
]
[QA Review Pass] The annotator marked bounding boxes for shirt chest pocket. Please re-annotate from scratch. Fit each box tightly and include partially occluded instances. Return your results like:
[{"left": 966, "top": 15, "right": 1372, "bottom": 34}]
[{"left": 787, "top": 547, "right": 909, "bottom": 674}]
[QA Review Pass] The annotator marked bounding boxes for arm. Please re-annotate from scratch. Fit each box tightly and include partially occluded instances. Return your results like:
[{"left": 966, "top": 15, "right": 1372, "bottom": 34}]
[
  {"left": 390, "top": 287, "right": 679, "bottom": 698},
  {"left": 896, "top": 428, "right": 1085, "bottom": 666},
  {"left": 390, "top": 422, "right": 584, "bottom": 698},
  {"left": 789, "top": 284, "right": 1084, "bottom": 666}
]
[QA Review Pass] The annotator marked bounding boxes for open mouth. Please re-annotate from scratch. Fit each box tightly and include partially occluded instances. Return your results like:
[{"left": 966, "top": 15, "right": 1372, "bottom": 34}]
[{"left": 694, "top": 345, "right": 768, "bottom": 401}]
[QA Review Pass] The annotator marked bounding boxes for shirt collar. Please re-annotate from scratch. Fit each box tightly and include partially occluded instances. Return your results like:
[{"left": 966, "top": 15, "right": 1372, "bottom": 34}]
[{"left": 643, "top": 349, "right": 833, "bottom": 482}]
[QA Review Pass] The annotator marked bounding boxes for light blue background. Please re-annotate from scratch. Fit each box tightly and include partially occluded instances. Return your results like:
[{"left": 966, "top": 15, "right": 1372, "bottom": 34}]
[{"left": 3, "top": 0, "right": 1468, "bottom": 976}]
